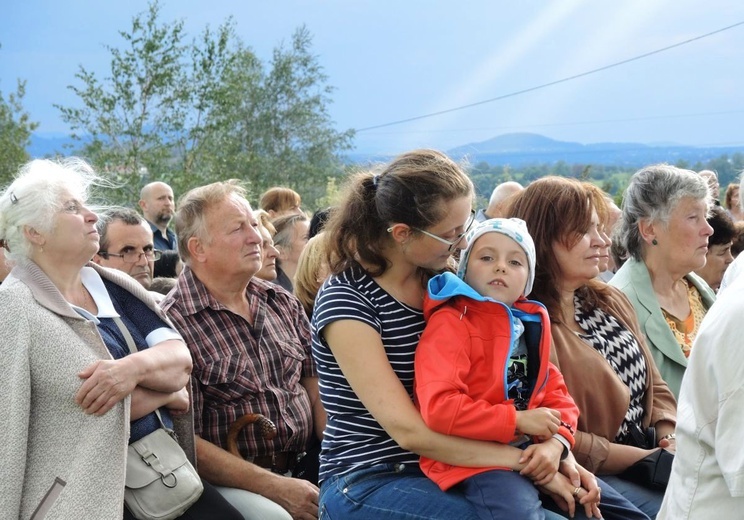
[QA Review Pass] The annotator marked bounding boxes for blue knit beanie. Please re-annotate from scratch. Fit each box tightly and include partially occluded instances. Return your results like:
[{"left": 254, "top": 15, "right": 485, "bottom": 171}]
[{"left": 456, "top": 218, "right": 536, "bottom": 297}]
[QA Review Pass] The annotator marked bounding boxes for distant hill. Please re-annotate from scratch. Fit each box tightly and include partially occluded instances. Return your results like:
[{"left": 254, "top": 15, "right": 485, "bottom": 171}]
[
  {"left": 346, "top": 132, "right": 744, "bottom": 168},
  {"left": 32, "top": 131, "right": 744, "bottom": 169},
  {"left": 446, "top": 133, "right": 744, "bottom": 168}
]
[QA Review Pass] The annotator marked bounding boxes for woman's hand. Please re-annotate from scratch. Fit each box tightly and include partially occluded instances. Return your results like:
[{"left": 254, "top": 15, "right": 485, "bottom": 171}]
[
  {"left": 571, "top": 457, "right": 602, "bottom": 510},
  {"left": 602, "top": 443, "right": 659, "bottom": 474},
  {"left": 538, "top": 471, "right": 602, "bottom": 519},
  {"left": 519, "top": 439, "right": 564, "bottom": 484},
  {"left": 166, "top": 387, "right": 190, "bottom": 415},
  {"left": 515, "top": 407, "right": 561, "bottom": 438},
  {"left": 76, "top": 358, "right": 139, "bottom": 415},
  {"left": 658, "top": 436, "right": 676, "bottom": 454}
]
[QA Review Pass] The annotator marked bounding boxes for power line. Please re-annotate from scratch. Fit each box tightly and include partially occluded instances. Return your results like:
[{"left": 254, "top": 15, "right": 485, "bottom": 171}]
[
  {"left": 356, "top": 21, "right": 744, "bottom": 133},
  {"left": 359, "top": 109, "right": 744, "bottom": 135}
]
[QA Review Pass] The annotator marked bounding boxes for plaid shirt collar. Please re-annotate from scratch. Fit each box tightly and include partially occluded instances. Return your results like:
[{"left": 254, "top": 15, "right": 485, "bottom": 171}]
[{"left": 175, "top": 265, "right": 278, "bottom": 316}]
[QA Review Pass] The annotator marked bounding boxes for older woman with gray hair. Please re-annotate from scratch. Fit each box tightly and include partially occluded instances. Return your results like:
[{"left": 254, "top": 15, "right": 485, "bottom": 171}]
[
  {"left": 0, "top": 158, "right": 240, "bottom": 519},
  {"left": 271, "top": 212, "right": 309, "bottom": 292},
  {"left": 611, "top": 164, "right": 715, "bottom": 398}
]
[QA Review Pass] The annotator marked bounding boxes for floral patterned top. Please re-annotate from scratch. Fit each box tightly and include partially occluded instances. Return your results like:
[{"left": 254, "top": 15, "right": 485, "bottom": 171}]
[{"left": 661, "top": 279, "right": 706, "bottom": 358}]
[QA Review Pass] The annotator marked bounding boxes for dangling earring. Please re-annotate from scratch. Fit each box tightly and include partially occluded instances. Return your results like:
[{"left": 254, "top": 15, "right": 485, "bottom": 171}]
[{"left": 651, "top": 239, "right": 658, "bottom": 246}]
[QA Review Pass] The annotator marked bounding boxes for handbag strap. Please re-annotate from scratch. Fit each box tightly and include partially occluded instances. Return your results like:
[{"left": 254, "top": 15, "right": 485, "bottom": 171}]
[{"left": 112, "top": 316, "right": 168, "bottom": 430}]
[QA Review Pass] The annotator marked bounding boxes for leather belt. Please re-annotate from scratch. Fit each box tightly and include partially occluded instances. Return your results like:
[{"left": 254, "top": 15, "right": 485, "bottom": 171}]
[{"left": 252, "top": 451, "right": 300, "bottom": 474}]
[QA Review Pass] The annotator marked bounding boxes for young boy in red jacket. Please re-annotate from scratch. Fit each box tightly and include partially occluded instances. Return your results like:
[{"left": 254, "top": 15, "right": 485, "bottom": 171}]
[{"left": 415, "top": 218, "right": 584, "bottom": 520}]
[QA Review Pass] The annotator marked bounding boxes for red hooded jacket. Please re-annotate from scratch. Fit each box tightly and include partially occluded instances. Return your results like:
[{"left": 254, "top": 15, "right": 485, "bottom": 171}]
[{"left": 415, "top": 272, "right": 579, "bottom": 491}]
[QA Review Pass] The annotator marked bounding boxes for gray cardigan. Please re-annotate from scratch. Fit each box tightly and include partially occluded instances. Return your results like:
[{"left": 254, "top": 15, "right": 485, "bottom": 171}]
[{"left": 0, "top": 261, "right": 195, "bottom": 519}]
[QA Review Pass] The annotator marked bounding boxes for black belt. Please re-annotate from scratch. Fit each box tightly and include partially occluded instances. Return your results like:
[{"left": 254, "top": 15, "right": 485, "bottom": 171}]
[{"left": 252, "top": 451, "right": 300, "bottom": 474}]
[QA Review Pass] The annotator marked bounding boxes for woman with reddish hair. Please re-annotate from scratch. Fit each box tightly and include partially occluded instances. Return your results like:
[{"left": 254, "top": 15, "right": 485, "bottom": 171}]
[{"left": 507, "top": 176, "right": 677, "bottom": 519}]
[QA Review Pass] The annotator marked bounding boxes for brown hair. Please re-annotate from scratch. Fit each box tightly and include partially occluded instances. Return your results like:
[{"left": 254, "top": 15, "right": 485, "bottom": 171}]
[
  {"left": 506, "top": 176, "right": 609, "bottom": 322},
  {"left": 732, "top": 221, "right": 744, "bottom": 257},
  {"left": 707, "top": 205, "right": 736, "bottom": 247},
  {"left": 724, "top": 182, "right": 740, "bottom": 211},
  {"left": 259, "top": 187, "right": 301, "bottom": 213},
  {"left": 324, "top": 149, "right": 474, "bottom": 277},
  {"left": 582, "top": 183, "right": 609, "bottom": 228}
]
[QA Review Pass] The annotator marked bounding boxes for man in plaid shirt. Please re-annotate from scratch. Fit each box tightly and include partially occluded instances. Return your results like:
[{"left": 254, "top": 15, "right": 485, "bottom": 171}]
[{"left": 161, "top": 180, "right": 324, "bottom": 520}]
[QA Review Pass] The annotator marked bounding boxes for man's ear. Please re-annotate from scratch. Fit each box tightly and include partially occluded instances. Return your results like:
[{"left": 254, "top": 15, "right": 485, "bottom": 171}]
[
  {"left": 138, "top": 199, "right": 147, "bottom": 213},
  {"left": 387, "top": 223, "right": 412, "bottom": 245},
  {"left": 187, "top": 236, "right": 206, "bottom": 263},
  {"left": 92, "top": 253, "right": 104, "bottom": 265}
]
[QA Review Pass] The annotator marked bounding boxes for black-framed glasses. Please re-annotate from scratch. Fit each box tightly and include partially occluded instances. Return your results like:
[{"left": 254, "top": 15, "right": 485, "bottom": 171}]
[
  {"left": 412, "top": 209, "right": 476, "bottom": 252},
  {"left": 98, "top": 249, "right": 162, "bottom": 263}
]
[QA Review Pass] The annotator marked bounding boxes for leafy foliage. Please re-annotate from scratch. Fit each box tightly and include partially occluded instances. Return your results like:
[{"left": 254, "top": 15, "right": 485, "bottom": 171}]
[
  {"left": 0, "top": 79, "right": 38, "bottom": 186},
  {"left": 56, "top": 0, "right": 353, "bottom": 208}
]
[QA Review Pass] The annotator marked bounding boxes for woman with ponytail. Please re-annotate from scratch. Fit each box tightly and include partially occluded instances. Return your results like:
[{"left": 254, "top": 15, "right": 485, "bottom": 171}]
[{"left": 310, "top": 150, "right": 628, "bottom": 519}]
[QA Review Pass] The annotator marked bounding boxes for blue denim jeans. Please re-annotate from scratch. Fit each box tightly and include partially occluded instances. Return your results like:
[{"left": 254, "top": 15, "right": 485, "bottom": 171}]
[
  {"left": 460, "top": 469, "right": 545, "bottom": 520},
  {"left": 600, "top": 475, "right": 663, "bottom": 519},
  {"left": 543, "top": 476, "right": 651, "bottom": 520},
  {"left": 319, "top": 463, "right": 567, "bottom": 520}
]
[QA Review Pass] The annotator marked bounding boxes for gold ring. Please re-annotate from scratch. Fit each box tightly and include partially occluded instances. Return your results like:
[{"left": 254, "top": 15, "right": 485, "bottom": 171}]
[{"left": 572, "top": 487, "right": 581, "bottom": 497}]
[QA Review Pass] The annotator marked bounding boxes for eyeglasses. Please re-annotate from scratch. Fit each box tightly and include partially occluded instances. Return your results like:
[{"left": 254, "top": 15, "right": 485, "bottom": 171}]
[
  {"left": 98, "top": 249, "right": 162, "bottom": 263},
  {"left": 411, "top": 209, "right": 476, "bottom": 252}
]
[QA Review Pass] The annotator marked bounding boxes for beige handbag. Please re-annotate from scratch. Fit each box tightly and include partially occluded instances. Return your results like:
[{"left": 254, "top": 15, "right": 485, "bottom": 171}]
[
  {"left": 124, "top": 417, "right": 203, "bottom": 520},
  {"left": 114, "top": 317, "right": 204, "bottom": 520}
]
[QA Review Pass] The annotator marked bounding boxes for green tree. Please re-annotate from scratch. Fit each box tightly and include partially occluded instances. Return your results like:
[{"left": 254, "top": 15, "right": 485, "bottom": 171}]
[
  {"left": 0, "top": 79, "right": 38, "bottom": 185},
  {"left": 57, "top": 1, "right": 196, "bottom": 203},
  {"left": 57, "top": 1, "right": 353, "bottom": 208},
  {"left": 194, "top": 26, "right": 354, "bottom": 207}
]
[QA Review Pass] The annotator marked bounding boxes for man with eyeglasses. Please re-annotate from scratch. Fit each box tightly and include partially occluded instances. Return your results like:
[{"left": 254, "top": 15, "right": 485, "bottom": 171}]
[{"left": 94, "top": 207, "right": 162, "bottom": 291}]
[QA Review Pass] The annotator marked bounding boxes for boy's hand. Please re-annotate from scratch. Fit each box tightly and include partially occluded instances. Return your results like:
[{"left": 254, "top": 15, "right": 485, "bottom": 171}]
[
  {"left": 515, "top": 407, "right": 561, "bottom": 437},
  {"left": 519, "top": 438, "right": 564, "bottom": 484}
]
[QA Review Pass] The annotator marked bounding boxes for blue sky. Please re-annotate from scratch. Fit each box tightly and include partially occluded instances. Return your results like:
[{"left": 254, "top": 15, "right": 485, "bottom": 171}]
[{"left": 2, "top": 0, "right": 744, "bottom": 155}]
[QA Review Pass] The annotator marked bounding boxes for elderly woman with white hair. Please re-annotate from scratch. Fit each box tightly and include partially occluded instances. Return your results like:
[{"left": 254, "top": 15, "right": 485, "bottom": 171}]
[
  {"left": 611, "top": 164, "right": 716, "bottom": 399},
  {"left": 0, "top": 158, "right": 240, "bottom": 519}
]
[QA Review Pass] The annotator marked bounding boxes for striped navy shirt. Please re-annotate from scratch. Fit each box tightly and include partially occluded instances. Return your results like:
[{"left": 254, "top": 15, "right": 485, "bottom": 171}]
[{"left": 312, "top": 266, "right": 423, "bottom": 483}]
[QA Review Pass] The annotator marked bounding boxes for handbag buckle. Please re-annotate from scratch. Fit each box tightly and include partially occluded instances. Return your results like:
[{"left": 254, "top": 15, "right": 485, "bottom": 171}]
[
  {"left": 142, "top": 453, "right": 159, "bottom": 467},
  {"left": 142, "top": 451, "right": 179, "bottom": 488},
  {"left": 160, "top": 472, "right": 178, "bottom": 488}
]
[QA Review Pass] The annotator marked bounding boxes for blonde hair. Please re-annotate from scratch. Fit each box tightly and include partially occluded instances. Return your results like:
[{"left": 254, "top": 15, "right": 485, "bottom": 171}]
[
  {"left": 254, "top": 209, "right": 276, "bottom": 235},
  {"left": 293, "top": 232, "right": 330, "bottom": 317}
]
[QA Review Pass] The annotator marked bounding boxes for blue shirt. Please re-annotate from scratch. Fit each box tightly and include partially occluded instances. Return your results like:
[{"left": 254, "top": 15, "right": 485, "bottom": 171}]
[
  {"left": 148, "top": 220, "right": 178, "bottom": 252},
  {"left": 76, "top": 267, "right": 181, "bottom": 441}
]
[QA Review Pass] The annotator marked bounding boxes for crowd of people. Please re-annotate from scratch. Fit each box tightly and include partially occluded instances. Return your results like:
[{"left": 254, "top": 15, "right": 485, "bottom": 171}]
[{"left": 1, "top": 152, "right": 743, "bottom": 519}]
